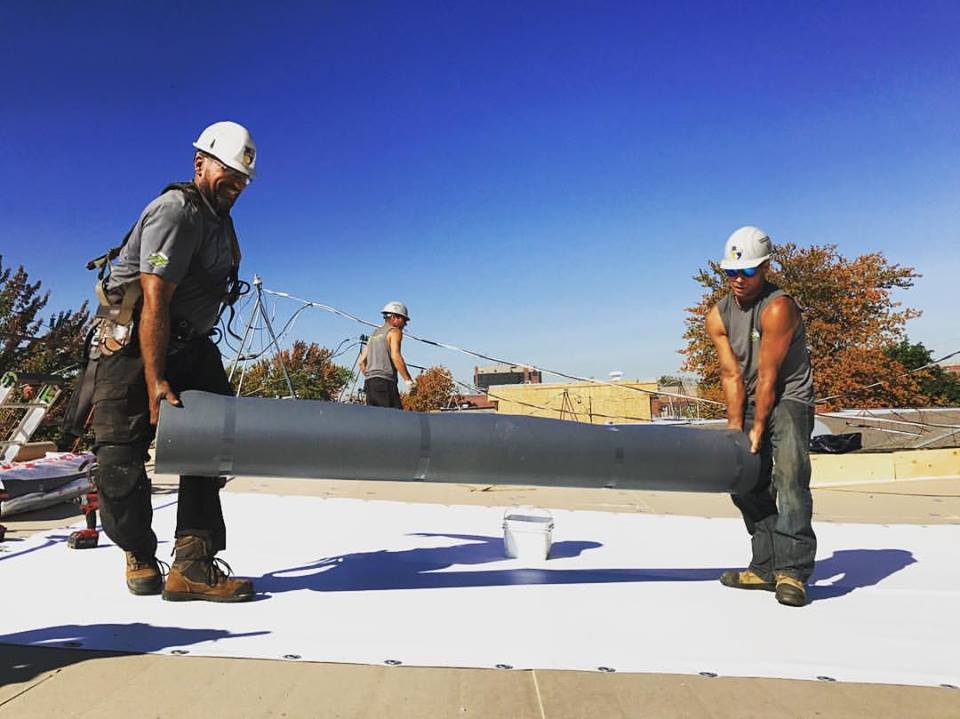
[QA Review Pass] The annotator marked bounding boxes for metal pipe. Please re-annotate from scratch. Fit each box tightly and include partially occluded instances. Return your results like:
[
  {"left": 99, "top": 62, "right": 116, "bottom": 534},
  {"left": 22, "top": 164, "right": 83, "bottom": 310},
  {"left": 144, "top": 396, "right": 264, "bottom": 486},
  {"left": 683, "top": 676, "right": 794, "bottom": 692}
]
[{"left": 155, "top": 391, "right": 760, "bottom": 493}]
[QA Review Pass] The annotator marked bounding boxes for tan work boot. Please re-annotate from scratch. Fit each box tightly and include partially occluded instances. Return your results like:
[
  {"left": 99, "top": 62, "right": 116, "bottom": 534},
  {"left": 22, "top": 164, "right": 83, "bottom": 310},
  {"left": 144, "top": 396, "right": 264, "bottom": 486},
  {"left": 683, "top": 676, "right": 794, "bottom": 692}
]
[
  {"left": 775, "top": 573, "right": 807, "bottom": 607},
  {"left": 162, "top": 535, "right": 254, "bottom": 603},
  {"left": 719, "top": 569, "right": 775, "bottom": 592},
  {"left": 125, "top": 551, "right": 164, "bottom": 596}
]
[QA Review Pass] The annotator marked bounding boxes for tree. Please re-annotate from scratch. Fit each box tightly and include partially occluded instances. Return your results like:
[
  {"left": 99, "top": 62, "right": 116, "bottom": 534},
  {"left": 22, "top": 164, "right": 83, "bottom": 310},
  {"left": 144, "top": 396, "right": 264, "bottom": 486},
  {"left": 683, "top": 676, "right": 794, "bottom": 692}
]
[
  {"left": 1, "top": 258, "right": 90, "bottom": 377},
  {"left": 681, "top": 243, "right": 924, "bottom": 412},
  {"left": 0, "top": 256, "right": 91, "bottom": 444},
  {"left": 233, "top": 340, "right": 353, "bottom": 400},
  {"left": 886, "top": 339, "right": 960, "bottom": 406},
  {"left": 402, "top": 366, "right": 455, "bottom": 412}
]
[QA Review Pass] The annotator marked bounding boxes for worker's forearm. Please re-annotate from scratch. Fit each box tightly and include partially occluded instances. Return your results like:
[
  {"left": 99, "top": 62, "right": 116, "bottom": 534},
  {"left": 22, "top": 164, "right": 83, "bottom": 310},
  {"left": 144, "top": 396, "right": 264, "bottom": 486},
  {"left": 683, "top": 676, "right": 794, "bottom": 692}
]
[
  {"left": 392, "top": 354, "right": 412, "bottom": 382},
  {"left": 139, "top": 308, "right": 170, "bottom": 386},
  {"left": 721, "top": 377, "right": 746, "bottom": 430},
  {"left": 752, "top": 376, "right": 777, "bottom": 429}
]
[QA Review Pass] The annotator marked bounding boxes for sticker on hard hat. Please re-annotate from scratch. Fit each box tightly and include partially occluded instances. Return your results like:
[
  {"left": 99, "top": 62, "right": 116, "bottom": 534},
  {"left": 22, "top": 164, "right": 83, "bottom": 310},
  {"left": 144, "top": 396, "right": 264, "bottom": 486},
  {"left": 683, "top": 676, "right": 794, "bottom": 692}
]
[
  {"left": 147, "top": 252, "right": 169, "bottom": 269},
  {"left": 243, "top": 147, "right": 255, "bottom": 168},
  {"left": 729, "top": 246, "right": 742, "bottom": 260}
]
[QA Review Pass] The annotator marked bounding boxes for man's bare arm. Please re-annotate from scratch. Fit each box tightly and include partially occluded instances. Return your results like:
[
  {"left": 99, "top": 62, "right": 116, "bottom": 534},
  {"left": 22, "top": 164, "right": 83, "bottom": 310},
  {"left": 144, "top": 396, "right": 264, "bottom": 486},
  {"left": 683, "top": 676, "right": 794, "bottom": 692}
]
[
  {"left": 357, "top": 343, "right": 369, "bottom": 375},
  {"left": 706, "top": 305, "right": 745, "bottom": 431},
  {"left": 749, "top": 295, "right": 800, "bottom": 451},
  {"left": 140, "top": 272, "right": 180, "bottom": 425},
  {"left": 386, "top": 328, "right": 413, "bottom": 383}
]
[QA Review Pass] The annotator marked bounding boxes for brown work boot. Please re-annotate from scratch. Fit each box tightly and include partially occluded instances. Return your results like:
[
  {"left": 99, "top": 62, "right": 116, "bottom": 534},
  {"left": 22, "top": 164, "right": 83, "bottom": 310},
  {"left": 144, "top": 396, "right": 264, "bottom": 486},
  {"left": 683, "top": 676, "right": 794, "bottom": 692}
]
[
  {"left": 125, "top": 551, "right": 164, "bottom": 596},
  {"left": 719, "top": 569, "right": 775, "bottom": 592},
  {"left": 775, "top": 574, "right": 807, "bottom": 607},
  {"left": 162, "top": 535, "right": 254, "bottom": 603}
]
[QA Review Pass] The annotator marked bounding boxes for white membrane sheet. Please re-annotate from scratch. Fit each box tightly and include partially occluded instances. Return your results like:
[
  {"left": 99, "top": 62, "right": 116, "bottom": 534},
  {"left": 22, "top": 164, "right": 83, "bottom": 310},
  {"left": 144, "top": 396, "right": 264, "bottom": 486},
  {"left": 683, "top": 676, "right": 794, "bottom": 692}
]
[{"left": 1, "top": 492, "right": 958, "bottom": 687}]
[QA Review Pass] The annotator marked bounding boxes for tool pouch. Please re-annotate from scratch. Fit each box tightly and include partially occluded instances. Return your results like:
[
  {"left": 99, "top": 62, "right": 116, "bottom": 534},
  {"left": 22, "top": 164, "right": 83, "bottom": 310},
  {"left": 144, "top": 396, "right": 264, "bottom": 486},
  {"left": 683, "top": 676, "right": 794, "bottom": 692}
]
[{"left": 91, "top": 279, "right": 142, "bottom": 357}]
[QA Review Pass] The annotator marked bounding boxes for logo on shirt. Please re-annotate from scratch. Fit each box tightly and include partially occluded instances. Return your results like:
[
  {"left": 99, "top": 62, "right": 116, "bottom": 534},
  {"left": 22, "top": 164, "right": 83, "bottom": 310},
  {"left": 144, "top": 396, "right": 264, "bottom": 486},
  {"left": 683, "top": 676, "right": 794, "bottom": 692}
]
[
  {"left": 147, "top": 251, "right": 169, "bottom": 269},
  {"left": 751, "top": 328, "right": 761, "bottom": 342}
]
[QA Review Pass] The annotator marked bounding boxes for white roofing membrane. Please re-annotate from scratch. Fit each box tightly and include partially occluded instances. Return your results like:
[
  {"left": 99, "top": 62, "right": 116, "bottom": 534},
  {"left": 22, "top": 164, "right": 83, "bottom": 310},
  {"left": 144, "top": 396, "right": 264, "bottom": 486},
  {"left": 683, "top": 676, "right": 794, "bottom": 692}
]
[{"left": 0, "top": 492, "right": 957, "bottom": 687}]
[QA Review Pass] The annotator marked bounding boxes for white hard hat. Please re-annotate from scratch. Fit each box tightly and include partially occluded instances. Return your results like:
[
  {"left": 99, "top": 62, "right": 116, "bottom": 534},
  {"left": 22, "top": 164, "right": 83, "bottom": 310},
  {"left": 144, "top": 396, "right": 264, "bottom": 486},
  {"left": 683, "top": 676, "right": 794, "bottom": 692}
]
[
  {"left": 193, "top": 121, "right": 257, "bottom": 179},
  {"left": 381, "top": 301, "right": 410, "bottom": 320},
  {"left": 720, "top": 226, "right": 772, "bottom": 270}
]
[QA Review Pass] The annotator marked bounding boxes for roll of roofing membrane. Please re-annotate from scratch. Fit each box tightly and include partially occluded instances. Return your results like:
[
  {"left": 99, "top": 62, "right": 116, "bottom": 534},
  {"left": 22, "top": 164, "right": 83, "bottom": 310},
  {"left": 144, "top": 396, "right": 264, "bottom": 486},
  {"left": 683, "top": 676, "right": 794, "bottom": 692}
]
[{"left": 155, "top": 391, "right": 760, "bottom": 493}]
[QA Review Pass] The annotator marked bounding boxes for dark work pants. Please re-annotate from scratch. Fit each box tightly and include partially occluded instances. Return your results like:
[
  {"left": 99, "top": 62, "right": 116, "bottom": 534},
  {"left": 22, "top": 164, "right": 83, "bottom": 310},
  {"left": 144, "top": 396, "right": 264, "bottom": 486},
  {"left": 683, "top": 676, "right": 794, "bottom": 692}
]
[
  {"left": 364, "top": 377, "right": 402, "bottom": 409},
  {"left": 732, "top": 400, "right": 817, "bottom": 583},
  {"left": 92, "top": 337, "right": 232, "bottom": 558}
]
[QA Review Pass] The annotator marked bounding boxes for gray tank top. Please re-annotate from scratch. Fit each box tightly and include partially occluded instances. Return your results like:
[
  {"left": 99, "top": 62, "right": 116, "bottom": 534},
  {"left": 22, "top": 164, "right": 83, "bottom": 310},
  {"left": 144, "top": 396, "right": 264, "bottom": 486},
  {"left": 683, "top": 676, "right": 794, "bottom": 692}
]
[
  {"left": 717, "top": 283, "right": 814, "bottom": 405},
  {"left": 364, "top": 323, "right": 397, "bottom": 381}
]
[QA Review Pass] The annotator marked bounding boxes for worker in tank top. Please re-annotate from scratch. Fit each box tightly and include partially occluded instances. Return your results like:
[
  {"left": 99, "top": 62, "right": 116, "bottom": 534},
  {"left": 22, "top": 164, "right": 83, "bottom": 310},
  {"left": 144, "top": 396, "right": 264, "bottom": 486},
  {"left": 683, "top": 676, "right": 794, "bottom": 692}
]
[
  {"left": 359, "top": 301, "right": 414, "bottom": 409},
  {"left": 705, "top": 226, "right": 816, "bottom": 607}
]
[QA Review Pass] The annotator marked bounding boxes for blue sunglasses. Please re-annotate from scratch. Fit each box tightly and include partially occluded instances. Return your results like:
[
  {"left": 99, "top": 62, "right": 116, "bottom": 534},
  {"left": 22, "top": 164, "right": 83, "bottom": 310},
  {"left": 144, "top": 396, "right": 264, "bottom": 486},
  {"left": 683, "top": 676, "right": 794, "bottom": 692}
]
[{"left": 725, "top": 267, "right": 759, "bottom": 278}]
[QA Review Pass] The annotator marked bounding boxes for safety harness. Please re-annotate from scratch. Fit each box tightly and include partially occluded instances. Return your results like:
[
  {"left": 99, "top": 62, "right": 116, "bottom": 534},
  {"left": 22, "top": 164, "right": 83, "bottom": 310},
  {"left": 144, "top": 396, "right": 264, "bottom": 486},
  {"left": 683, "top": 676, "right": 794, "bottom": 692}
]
[{"left": 85, "top": 182, "right": 245, "bottom": 357}]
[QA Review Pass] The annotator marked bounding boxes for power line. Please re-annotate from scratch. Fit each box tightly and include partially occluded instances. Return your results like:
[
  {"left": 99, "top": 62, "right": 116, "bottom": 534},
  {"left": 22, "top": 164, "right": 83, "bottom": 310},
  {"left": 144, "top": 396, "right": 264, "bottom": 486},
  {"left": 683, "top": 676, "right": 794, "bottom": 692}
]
[
  {"left": 257, "top": 286, "right": 960, "bottom": 423},
  {"left": 262, "top": 288, "right": 723, "bottom": 407},
  {"left": 814, "top": 349, "right": 960, "bottom": 404}
]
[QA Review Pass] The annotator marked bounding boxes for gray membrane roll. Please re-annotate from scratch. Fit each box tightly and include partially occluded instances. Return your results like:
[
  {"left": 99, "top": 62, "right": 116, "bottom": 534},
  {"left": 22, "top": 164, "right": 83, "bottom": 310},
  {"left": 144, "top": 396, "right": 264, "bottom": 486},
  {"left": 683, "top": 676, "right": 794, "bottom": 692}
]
[{"left": 155, "top": 391, "right": 760, "bottom": 493}]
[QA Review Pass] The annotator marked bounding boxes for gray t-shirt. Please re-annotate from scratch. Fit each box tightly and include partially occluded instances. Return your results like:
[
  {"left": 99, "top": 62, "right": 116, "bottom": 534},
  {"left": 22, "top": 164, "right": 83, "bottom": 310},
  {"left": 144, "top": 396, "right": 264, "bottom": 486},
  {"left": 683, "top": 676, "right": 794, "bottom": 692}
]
[{"left": 106, "top": 186, "right": 239, "bottom": 334}]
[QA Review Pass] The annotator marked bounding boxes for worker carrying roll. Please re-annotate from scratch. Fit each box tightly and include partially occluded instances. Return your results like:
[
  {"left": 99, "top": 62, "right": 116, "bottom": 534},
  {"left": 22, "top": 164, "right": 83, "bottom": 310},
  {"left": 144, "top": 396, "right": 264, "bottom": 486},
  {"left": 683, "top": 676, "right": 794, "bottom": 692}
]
[{"left": 156, "top": 391, "right": 761, "bottom": 493}]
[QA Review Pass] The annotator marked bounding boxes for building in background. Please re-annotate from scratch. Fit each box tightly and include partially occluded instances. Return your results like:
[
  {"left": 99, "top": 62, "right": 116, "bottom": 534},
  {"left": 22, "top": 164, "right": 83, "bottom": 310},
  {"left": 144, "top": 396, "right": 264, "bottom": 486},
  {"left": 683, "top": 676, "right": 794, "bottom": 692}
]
[
  {"left": 442, "top": 393, "right": 497, "bottom": 413},
  {"left": 650, "top": 380, "right": 703, "bottom": 420},
  {"left": 489, "top": 380, "right": 657, "bottom": 424},
  {"left": 474, "top": 363, "right": 542, "bottom": 391}
]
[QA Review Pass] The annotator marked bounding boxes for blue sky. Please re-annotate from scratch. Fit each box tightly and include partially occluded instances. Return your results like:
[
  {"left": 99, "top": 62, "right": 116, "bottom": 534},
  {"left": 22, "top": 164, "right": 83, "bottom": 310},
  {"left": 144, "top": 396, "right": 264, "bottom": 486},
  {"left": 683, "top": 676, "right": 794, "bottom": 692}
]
[{"left": 1, "top": 1, "right": 958, "bottom": 387}]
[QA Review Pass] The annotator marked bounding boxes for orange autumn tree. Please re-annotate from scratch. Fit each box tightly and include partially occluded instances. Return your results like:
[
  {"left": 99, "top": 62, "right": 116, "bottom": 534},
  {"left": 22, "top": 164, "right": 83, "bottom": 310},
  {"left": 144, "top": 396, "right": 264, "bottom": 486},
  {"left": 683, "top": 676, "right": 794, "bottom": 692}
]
[
  {"left": 680, "top": 243, "right": 925, "bottom": 413},
  {"left": 402, "top": 365, "right": 455, "bottom": 412}
]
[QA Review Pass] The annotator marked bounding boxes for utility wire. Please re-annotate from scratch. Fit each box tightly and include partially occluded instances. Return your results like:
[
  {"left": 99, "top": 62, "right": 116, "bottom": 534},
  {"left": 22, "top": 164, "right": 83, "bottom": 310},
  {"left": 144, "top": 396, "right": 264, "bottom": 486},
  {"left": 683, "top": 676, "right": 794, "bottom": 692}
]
[
  {"left": 263, "top": 288, "right": 722, "bottom": 407},
  {"left": 403, "top": 361, "right": 687, "bottom": 425},
  {"left": 815, "top": 349, "right": 960, "bottom": 404},
  {"left": 258, "top": 287, "right": 960, "bottom": 423}
]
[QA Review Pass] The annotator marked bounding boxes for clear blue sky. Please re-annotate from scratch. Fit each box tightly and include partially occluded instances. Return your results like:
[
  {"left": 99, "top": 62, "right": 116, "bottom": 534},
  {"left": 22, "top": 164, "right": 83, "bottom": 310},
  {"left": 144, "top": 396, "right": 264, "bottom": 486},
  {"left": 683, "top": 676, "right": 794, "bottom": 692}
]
[{"left": 2, "top": 1, "right": 958, "bottom": 387}]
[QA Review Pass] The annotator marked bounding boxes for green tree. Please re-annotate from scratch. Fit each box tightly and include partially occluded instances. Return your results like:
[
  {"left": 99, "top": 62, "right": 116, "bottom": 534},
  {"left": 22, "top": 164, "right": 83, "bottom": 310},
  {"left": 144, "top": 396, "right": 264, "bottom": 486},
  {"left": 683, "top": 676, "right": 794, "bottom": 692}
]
[
  {"left": 885, "top": 339, "right": 960, "bottom": 406},
  {"left": 403, "top": 366, "right": 455, "bottom": 412},
  {"left": 681, "top": 243, "right": 924, "bottom": 412},
  {"left": 0, "top": 256, "right": 91, "bottom": 444},
  {"left": 233, "top": 340, "right": 352, "bottom": 400}
]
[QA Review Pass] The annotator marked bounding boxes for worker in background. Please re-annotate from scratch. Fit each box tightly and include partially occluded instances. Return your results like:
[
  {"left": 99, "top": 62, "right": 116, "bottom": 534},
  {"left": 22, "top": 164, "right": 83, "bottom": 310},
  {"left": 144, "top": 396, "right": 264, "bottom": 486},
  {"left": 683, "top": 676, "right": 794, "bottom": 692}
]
[
  {"left": 705, "top": 226, "right": 817, "bottom": 607},
  {"left": 90, "top": 122, "right": 257, "bottom": 602},
  {"left": 359, "top": 302, "right": 414, "bottom": 409}
]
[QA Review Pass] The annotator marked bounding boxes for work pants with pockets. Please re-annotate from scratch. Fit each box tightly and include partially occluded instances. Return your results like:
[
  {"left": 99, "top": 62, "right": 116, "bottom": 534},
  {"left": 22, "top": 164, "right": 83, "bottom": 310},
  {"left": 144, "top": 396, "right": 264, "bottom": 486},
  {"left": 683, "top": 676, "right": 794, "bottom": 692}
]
[
  {"left": 732, "top": 399, "right": 817, "bottom": 583},
  {"left": 92, "top": 336, "right": 232, "bottom": 559}
]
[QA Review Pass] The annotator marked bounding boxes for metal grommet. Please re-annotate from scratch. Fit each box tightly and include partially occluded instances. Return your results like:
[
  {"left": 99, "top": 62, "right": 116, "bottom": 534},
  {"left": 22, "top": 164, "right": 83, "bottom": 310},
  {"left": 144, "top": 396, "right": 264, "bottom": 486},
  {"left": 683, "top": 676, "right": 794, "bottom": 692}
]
[
  {"left": 384, "top": 659, "right": 402, "bottom": 666},
  {"left": 698, "top": 671, "right": 718, "bottom": 678},
  {"left": 816, "top": 676, "right": 836, "bottom": 682},
  {"left": 597, "top": 666, "right": 616, "bottom": 673},
  {"left": 495, "top": 664, "right": 513, "bottom": 670},
  {"left": 283, "top": 654, "right": 301, "bottom": 660},
  {"left": 171, "top": 649, "right": 190, "bottom": 655}
]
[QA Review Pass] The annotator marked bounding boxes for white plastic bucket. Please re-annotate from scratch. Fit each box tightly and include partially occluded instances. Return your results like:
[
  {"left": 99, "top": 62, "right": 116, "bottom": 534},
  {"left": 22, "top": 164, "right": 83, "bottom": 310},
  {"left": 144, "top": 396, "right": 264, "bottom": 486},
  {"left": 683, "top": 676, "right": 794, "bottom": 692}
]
[{"left": 503, "top": 507, "right": 554, "bottom": 561}]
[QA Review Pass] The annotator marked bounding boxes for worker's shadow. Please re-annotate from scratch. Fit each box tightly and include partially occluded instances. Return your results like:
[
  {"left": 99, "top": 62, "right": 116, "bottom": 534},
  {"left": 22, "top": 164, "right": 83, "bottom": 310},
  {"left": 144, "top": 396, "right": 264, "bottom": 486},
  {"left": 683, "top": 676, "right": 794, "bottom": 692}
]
[
  {"left": 0, "top": 623, "right": 268, "bottom": 685},
  {"left": 258, "top": 534, "right": 915, "bottom": 602},
  {"left": 807, "top": 548, "right": 916, "bottom": 601}
]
